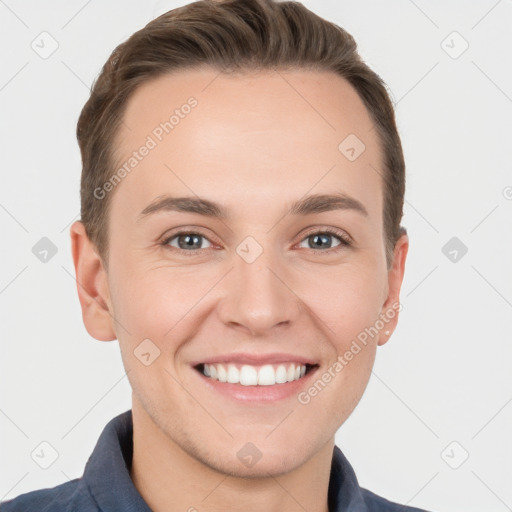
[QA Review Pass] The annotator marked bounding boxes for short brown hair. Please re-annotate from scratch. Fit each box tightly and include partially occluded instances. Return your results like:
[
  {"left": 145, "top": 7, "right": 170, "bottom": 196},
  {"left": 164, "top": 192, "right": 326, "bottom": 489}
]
[{"left": 76, "top": 0, "right": 406, "bottom": 269}]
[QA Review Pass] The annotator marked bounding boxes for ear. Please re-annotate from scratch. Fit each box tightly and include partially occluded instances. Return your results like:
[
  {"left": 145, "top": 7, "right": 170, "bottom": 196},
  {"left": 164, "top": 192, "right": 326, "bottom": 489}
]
[
  {"left": 378, "top": 232, "right": 409, "bottom": 346},
  {"left": 70, "top": 221, "right": 117, "bottom": 341}
]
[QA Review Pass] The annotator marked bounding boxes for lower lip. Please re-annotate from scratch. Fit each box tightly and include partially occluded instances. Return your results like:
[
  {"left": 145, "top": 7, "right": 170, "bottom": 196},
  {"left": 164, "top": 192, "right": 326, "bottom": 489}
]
[{"left": 193, "top": 366, "right": 319, "bottom": 403}]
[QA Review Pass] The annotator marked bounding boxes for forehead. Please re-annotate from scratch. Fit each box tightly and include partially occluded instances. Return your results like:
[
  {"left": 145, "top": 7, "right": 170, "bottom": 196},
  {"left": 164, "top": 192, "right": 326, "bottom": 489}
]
[{"left": 110, "top": 67, "right": 384, "bottom": 225}]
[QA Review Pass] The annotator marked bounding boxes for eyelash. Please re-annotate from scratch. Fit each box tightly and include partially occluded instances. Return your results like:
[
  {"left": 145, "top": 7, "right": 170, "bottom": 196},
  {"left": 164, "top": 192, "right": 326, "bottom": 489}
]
[{"left": 160, "top": 227, "right": 352, "bottom": 256}]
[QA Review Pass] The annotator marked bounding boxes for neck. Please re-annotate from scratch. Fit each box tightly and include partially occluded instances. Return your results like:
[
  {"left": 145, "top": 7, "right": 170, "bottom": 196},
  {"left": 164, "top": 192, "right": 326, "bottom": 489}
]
[{"left": 129, "top": 400, "right": 334, "bottom": 512}]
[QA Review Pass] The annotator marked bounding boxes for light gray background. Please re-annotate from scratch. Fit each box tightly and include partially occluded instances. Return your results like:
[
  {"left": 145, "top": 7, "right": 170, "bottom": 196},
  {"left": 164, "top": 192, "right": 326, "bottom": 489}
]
[{"left": 1, "top": 1, "right": 511, "bottom": 511}]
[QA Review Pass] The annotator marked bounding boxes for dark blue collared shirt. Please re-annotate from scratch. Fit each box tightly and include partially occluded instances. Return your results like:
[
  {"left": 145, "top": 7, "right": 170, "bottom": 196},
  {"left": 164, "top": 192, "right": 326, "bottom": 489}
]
[{"left": 1, "top": 410, "right": 432, "bottom": 511}]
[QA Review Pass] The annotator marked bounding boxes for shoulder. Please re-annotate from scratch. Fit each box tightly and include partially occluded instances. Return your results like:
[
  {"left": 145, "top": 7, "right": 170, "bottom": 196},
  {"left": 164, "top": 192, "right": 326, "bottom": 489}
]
[
  {"left": 330, "top": 445, "right": 434, "bottom": 512},
  {"left": 0, "top": 478, "right": 98, "bottom": 512},
  {"left": 361, "top": 487, "right": 433, "bottom": 512}
]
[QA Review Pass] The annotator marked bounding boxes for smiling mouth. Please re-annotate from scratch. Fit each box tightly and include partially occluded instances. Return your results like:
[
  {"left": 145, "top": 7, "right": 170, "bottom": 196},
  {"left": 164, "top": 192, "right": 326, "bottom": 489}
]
[{"left": 194, "top": 362, "right": 318, "bottom": 386}]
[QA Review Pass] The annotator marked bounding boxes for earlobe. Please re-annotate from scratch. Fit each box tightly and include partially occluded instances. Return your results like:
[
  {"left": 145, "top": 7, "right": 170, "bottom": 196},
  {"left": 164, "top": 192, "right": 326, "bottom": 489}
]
[
  {"left": 70, "top": 221, "right": 117, "bottom": 342},
  {"left": 378, "top": 232, "right": 409, "bottom": 346}
]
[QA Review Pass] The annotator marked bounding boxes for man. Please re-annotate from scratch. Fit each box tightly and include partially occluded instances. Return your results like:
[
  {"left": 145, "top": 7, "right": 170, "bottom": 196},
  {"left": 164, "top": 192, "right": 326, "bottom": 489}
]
[{"left": 1, "top": 0, "right": 431, "bottom": 510}]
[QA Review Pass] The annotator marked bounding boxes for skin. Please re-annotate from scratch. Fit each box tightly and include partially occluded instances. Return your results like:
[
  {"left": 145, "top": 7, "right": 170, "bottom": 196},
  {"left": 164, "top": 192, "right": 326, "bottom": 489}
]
[{"left": 70, "top": 68, "right": 408, "bottom": 512}]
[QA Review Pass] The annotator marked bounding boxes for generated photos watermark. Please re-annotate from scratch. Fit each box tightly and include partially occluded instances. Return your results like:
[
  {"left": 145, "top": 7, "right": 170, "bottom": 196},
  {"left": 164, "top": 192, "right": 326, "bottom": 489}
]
[
  {"left": 297, "top": 301, "right": 402, "bottom": 405},
  {"left": 93, "top": 96, "right": 198, "bottom": 200}
]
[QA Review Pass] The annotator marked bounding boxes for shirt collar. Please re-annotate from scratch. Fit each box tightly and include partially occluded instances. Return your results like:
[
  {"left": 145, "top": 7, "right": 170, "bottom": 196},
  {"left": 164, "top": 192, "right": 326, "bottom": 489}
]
[
  {"left": 82, "top": 409, "right": 367, "bottom": 512},
  {"left": 82, "top": 410, "right": 151, "bottom": 512}
]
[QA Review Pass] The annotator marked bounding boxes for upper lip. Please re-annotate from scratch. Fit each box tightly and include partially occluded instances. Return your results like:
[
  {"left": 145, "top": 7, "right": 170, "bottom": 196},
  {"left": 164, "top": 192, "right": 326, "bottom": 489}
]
[{"left": 191, "top": 352, "right": 318, "bottom": 367}]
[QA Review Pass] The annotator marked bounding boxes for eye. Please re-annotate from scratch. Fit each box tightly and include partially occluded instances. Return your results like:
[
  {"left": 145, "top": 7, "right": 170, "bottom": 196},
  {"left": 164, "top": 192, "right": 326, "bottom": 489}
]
[
  {"left": 297, "top": 228, "right": 352, "bottom": 254},
  {"left": 160, "top": 227, "right": 352, "bottom": 256},
  {"left": 162, "top": 231, "right": 213, "bottom": 254}
]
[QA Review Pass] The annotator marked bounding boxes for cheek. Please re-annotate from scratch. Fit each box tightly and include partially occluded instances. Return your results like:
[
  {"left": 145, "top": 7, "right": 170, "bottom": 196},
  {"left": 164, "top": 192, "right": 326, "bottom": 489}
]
[
  {"left": 109, "top": 253, "right": 386, "bottom": 345},
  {"left": 108, "top": 268, "right": 198, "bottom": 404},
  {"left": 296, "top": 262, "right": 385, "bottom": 346},
  {"left": 107, "top": 263, "right": 219, "bottom": 365}
]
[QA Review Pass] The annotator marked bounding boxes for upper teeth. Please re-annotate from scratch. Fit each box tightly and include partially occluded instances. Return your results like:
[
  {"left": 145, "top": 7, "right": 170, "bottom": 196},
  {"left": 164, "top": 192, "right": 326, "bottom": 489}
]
[{"left": 202, "top": 363, "right": 307, "bottom": 386}]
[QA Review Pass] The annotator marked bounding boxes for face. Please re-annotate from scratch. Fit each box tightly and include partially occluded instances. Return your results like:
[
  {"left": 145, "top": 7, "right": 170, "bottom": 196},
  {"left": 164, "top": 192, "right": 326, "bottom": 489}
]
[{"left": 72, "top": 68, "right": 408, "bottom": 477}]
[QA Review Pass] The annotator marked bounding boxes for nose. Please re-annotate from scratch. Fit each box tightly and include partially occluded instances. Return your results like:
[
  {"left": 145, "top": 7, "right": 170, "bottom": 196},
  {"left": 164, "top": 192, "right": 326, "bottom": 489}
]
[{"left": 216, "top": 245, "right": 301, "bottom": 337}]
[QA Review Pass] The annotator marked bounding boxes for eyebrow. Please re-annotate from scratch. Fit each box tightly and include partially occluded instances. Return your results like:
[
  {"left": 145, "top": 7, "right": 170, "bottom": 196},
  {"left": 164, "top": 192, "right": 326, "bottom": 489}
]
[{"left": 137, "top": 192, "right": 369, "bottom": 221}]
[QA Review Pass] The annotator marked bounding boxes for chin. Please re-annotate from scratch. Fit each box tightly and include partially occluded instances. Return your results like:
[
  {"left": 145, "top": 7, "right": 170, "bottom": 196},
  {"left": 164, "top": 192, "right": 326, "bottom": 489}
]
[{"left": 205, "top": 450, "right": 304, "bottom": 479}]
